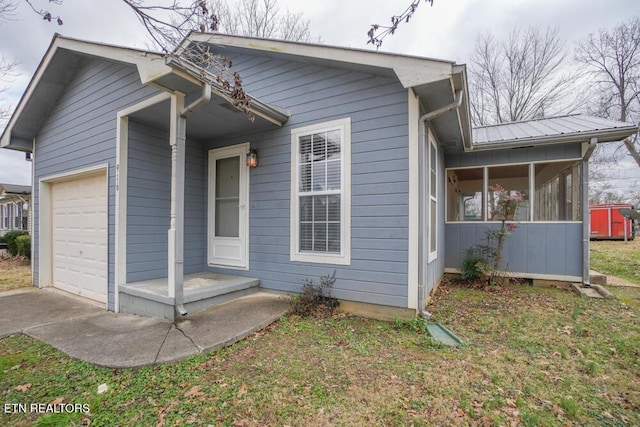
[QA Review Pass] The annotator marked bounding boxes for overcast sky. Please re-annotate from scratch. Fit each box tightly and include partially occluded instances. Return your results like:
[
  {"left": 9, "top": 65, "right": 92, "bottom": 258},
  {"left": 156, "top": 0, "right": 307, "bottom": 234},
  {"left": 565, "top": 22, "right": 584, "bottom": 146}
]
[{"left": 0, "top": 0, "right": 638, "bottom": 187}]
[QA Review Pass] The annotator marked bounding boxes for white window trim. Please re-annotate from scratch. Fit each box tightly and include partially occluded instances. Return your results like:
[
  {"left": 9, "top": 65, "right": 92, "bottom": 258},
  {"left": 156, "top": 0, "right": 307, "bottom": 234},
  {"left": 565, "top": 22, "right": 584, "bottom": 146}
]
[
  {"left": 428, "top": 136, "right": 438, "bottom": 262},
  {"left": 290, "top": 118, "right": 351, "bottom": 265}
]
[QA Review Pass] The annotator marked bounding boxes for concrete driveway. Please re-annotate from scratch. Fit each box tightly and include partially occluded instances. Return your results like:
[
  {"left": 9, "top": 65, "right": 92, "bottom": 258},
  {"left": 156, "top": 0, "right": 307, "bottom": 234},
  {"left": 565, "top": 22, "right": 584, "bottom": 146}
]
[{"left": 0, "top": 289, "right": 288, "bottom": 368}]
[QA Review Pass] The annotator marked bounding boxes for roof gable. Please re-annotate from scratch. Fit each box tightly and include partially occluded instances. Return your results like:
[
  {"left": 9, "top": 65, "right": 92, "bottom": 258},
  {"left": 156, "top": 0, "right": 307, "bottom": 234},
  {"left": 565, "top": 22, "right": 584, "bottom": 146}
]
[
  {"left": 182, "top": 32, "right": 456, "bottom": 89},
  {"left": 0, "top": 35, "right": 170, "bottom": 152}
]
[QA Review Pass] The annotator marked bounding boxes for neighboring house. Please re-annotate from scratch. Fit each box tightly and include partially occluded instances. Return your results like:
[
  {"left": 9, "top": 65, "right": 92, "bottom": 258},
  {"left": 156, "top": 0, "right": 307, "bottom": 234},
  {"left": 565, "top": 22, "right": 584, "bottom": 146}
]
[
  {"left": 0, "top": 183, "right": 31, "bottom": 237},
  {"left": 0, "top": 34, "right": 636, "bottom": 319}
]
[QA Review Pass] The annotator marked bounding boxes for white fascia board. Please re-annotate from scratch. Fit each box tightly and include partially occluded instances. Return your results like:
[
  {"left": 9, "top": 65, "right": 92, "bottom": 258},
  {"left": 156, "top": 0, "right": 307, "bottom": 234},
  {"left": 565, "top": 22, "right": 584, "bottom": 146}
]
[{"left": 184, "top": 33, "right": 454, "bottom": 88}]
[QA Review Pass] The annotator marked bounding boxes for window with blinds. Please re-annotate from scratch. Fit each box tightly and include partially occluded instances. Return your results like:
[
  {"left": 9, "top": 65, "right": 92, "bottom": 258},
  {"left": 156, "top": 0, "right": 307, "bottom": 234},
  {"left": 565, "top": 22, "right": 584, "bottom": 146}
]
[{"left": 291, "top": 118, "right": 351, "bottom": 265}]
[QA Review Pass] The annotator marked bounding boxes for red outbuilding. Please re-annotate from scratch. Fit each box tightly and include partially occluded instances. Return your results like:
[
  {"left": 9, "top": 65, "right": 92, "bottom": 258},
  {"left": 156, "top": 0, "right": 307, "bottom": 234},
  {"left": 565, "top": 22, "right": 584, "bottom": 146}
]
[{"left": 590, "top": 203, "right": 636, "bottom": 240}]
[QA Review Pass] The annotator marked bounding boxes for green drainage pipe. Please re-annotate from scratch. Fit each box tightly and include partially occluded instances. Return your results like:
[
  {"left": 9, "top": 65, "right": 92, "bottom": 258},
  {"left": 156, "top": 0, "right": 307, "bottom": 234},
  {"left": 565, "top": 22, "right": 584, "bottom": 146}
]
[{"left": 426, "top": 322, "right": 463, "bottom": 346}]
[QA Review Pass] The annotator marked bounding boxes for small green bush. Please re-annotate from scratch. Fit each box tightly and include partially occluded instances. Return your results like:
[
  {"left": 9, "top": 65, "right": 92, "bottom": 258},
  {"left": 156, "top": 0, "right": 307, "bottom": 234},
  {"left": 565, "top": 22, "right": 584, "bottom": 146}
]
[
  {"left": 461, "top": 247, "right": 491, "bottom": 282},
  {"left": 290, "top": 270, "right": 340, "bottom": 317},
  {"left": 3, "top": 230, "right": 29, "bottom": 257},
  {"left": 15, "top": 234, "right": 31, "bottom": 259}
]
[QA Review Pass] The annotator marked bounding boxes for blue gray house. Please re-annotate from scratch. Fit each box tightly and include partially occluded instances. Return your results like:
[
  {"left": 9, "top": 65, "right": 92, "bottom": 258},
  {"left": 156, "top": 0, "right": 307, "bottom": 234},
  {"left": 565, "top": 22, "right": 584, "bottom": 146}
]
[{"left": 1, "top": 33, "right": 636, "bottom": 320}]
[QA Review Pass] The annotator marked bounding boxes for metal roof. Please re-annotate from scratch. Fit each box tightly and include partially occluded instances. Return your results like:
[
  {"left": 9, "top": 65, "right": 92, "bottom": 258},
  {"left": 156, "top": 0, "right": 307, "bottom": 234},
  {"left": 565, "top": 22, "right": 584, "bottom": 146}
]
[{"left": 472, "top": 114, "right": 638, "bottom": 150}]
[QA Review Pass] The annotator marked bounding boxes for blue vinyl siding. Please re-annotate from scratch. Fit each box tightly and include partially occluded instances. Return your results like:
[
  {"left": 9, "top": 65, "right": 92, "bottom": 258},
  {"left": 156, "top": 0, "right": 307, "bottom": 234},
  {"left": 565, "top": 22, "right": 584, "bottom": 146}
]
[
  {"left": 126, "top": 122, "right": 207, "bottom": 282},
  {"left": 445, "top": 222, "right": 583, "bottom": 278},
  {"left": 126, "top": 122, "right": 170, "bottom": 282},
  {"left": 33, "top": 58, "right": 158, "bottom": 310},
  {"left": 201, "top": 53, "right": 411, "bottom": 308}
]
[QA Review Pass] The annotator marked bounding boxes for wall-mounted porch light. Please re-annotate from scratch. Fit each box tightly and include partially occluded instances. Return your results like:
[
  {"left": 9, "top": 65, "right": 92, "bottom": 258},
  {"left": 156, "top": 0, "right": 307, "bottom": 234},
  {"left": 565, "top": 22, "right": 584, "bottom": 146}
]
[{"left": 246, "top": 147, "right": 258, "bottom": 168}]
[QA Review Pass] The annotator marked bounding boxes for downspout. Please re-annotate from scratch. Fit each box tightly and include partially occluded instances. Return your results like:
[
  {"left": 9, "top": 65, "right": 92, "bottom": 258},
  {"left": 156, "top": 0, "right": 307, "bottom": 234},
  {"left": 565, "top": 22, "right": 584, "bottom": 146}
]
[
  {"left": 415, "top": 89, "right": 464, "bottom": 319},
  {"left": 582, "top": 137, "right": 598, "bottom": 287},
  {"left": 420, "top": 90, "right": 463, "bottom": 123},
  {"left": 417, "top": 117, "right": 432, "bottom": 320},
  {"left": 182, "top": 84, "right": 211, "bottom": 116}
]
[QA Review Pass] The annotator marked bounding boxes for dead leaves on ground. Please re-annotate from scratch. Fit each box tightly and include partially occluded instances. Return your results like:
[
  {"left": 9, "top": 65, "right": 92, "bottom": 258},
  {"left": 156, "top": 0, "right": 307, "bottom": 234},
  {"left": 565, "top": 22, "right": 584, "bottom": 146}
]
[
  {"left": 183, "top": 385, "right": 205, "bottom": 399},
  {"left": 13, "top": 383, "right": 31, "bottom": 392}
]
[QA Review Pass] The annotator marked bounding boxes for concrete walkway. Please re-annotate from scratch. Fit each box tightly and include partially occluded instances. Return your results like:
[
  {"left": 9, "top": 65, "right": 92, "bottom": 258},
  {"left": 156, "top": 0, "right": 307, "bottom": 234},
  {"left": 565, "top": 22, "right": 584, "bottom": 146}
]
[{"left": 0, "top": 288, "right": 289, "bottom": 368}]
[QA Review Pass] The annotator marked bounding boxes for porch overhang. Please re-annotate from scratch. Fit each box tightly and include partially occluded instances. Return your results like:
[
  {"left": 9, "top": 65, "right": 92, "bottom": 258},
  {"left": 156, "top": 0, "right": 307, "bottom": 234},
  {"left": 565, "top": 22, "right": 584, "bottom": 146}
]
[{"left": 163, "top": 56, "right": 289, "bottom": 127}]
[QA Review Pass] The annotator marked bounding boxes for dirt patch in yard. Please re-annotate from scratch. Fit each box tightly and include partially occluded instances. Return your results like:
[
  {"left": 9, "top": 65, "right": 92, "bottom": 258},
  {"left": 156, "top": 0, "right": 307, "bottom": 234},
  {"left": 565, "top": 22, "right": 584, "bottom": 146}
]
[{"left": 0, "top": 256, "right": 32, "bottom": 292}]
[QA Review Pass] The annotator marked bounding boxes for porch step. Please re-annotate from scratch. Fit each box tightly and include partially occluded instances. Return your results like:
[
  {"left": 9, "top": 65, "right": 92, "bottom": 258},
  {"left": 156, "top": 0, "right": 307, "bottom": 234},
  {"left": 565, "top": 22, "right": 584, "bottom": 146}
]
[
  {"left": 589, "top": 270, "right": 607, "bottom": 286},
  {"left": 119, "top": 272, "right": 260, "bottom": 320}
]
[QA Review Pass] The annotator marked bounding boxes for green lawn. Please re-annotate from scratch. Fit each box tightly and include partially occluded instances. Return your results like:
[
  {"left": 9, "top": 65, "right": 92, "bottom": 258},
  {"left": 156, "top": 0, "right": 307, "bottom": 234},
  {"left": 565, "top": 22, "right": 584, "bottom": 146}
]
[
  {"left": 1, "top": 283, "right": 639, "bottom": 426},
  {"left": 590, "top": 238, "right": 640, "bottom": 285}
]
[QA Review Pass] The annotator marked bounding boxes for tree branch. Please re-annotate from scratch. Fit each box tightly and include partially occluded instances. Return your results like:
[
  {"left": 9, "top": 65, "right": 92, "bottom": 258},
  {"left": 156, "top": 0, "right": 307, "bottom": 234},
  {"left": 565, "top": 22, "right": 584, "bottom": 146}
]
[{"left": 367, "top": 0, "right": 433, "bottom": 49}]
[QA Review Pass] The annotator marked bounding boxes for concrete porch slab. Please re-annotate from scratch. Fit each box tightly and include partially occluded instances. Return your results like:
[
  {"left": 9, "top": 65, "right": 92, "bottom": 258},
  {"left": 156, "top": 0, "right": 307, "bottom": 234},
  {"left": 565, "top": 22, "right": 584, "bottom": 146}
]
[
  {"left": 121, "top": 272, "right": 260, "bottom": 304},
  {"left": 0, "top": 289, "right": 289, "bottom": 368},
  {"left": 119, "top": 272, "right": 260, "bottom": 320}
]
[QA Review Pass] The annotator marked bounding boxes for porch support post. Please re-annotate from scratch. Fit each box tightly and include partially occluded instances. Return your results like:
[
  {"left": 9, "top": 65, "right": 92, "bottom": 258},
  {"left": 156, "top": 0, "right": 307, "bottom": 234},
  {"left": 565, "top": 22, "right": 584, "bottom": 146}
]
[{"left": 168, "top": 92, "right": 187, "bottom": 316}]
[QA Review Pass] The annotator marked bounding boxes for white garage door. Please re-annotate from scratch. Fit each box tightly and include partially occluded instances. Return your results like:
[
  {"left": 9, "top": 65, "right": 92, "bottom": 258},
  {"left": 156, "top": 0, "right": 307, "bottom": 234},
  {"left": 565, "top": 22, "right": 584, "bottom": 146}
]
[{"left": 51, "top": 172, "right": 108, "bottom": 303}]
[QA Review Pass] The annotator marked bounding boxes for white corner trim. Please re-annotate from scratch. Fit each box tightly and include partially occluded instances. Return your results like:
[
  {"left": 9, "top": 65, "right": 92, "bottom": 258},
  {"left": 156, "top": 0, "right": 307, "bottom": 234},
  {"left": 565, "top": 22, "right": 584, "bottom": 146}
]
[
  {"left": 290, "top": 117, "right": 351, "bottom": 266},
  {"left": 39, "top": 164, "right": 109, "bottom": 309},
  {"left": 31, "top": 141, "right": 36, "bottom": 284},
  {"left": 115, "top": 92, "right": 172, "bottom": 313},
  {"left": 408, "top": 89, "right": 420, "bottom": 310}
]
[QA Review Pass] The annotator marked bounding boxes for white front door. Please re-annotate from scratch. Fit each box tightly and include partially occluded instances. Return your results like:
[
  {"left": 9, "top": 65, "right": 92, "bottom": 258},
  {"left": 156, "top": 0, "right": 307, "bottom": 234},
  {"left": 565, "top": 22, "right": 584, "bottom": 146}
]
[{"left": 208, "top": 143, "right": 250, "bottom": 269}]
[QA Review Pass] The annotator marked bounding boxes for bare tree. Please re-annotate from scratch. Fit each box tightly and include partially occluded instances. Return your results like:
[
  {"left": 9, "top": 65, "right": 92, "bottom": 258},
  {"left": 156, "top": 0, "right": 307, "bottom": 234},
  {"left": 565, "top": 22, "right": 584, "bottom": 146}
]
[
  {"left": 0, "top": 0, "right": 17, "bottom": 21},
  {"left": 206, "top": 0, "right": 313, "bottom": 42},
  {"left": 0, "top": 56, "right": 17, "bottom": 126},
  {"left": 576, "top": 16, "right": 640, "bottom": 168},
  {"left": 119, "top": 1, "right": 218, "bottom": 51},
  {"left": 469, "top": 27, "right": 580, "bottom": 126},
  {"left": 8, "top": 1, "right": 260, "bottom": 119},
  {"left": 0, "top": 0, "right": 19, "bottom": 125}
]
